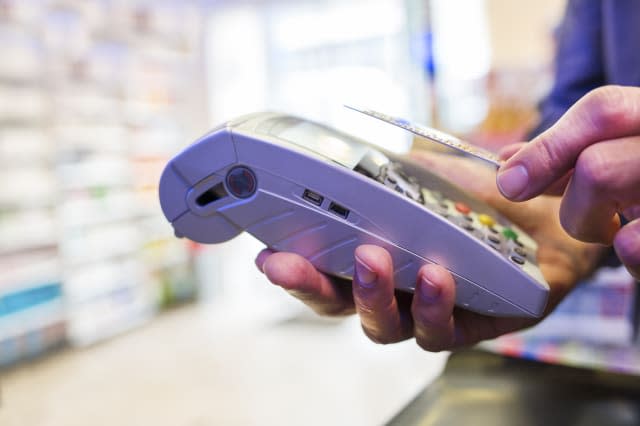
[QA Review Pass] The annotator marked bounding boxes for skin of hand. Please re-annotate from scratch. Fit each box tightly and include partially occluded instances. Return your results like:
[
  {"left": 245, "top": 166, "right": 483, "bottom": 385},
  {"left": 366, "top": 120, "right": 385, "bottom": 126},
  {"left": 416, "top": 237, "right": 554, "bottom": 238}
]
[
  {"left": 496, "top": 85, "right": 640, "bottom": 279},
  {"left": 255, "top": 150, "right": 606, "bottom": 352}
]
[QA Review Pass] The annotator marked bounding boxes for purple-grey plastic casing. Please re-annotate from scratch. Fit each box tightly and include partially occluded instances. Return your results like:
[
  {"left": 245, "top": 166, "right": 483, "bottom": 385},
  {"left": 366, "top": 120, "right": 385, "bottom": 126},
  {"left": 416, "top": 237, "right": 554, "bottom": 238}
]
[{"left": 159, "top": 112, "right": 549, "bottom": 318}]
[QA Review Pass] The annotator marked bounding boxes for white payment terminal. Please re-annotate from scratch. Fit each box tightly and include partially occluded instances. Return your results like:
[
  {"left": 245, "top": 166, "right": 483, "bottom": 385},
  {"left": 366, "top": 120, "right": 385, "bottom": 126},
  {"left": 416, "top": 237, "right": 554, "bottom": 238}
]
[{"left": 159, "top": 112, "right": 549, "bottom": 318}]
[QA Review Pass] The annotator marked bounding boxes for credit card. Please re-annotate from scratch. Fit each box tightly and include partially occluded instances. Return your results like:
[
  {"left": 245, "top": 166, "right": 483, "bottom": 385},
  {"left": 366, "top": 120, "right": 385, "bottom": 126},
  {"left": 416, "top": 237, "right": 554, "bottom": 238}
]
[{"left": 345, "top": 105, "right": 503, "bottom": 168}]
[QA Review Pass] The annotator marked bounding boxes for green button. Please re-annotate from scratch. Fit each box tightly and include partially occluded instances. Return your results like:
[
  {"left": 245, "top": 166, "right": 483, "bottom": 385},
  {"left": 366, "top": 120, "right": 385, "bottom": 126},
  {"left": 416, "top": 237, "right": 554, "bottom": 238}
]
[{"left": 502, "top": 228, "right": 518, "bottom": 241}]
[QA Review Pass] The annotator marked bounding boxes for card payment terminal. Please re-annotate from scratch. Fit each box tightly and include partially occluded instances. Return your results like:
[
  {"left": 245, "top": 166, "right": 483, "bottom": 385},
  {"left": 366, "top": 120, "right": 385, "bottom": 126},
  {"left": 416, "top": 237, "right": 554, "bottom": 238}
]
[{"left": 159, "top": 112, "right": 549, "bottom": 318}]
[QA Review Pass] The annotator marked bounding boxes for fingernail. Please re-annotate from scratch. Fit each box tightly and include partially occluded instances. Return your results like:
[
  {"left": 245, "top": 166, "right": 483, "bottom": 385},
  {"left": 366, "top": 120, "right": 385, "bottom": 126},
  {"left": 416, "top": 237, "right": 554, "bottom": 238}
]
[
  {"left": 255, "top": 249, "right": 274, "bottom": 273},
  {"left": 419, "top": 276, "right": 440, "bottom": 302},
  {"left": 255, "top": 257, "right": 265, "bottom": 273},
  {"left": 497, "top": 164, "right": 529, "bottom": 199},
  {"left": 355, "top": 257, "right": 377, "bottom": 288}
]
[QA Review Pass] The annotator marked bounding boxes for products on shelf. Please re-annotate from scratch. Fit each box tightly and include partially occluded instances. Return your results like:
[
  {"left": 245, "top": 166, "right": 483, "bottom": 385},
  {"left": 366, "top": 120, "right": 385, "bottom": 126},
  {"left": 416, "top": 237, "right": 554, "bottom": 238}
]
[
  {"left": 481, "top": 266, "right": 640, "bottom": 375},
  {"left": 0, "top": 250, "right": 65, "bottom": 367},
  {"left": 0, "top": 0, "right": 205, "bottom": 366}
]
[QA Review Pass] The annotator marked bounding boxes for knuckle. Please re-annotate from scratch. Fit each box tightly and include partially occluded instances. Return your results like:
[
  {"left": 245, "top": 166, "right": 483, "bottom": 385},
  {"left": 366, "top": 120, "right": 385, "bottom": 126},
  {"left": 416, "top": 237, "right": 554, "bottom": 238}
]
[
  {"left": 534, "top": 135, "right": 563, "bottom": 171},
  {"left": 413, "top": 309, "right": 448, "bottom": 329},
  {"left": 285, "top": 290, "right": 327, "bottom": 309},
  {"left": 355, "top": 300, "right": 375, "bottom": 316},
  {"left": 573, "top": 145, "right": 616, "bottom": 193},
  {"left": 354, "top": 292, "right": 395, "bottom": 316},
  {"left": 361, "top": 324, "right": 394, "bottom": 345},
  {"left": 523, "top": 131, "right": 561, "bottom": 179},
  {"left": 525, "top": 133, "right": 570, "bottom": 184},
  {"left": 413, "top": 319, "right": 455, "bottom": 353},
  {"left": 583, "top": 85, "right": 630, "bottom": 129},
  {"left": 415, "top": 334, "right": 449, "bottom": 353},
  {"left": 315, "top": 303, "right": 354, "bottom": 317}
]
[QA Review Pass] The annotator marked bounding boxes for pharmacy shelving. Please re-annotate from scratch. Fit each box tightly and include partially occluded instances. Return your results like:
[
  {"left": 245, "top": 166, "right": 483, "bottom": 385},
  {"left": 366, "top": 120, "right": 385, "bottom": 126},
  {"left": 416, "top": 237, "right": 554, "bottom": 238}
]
[
  {"left": 49, "top": 0, "right": 205, "bottom": 346},
  {"left": 0, "top": 1, "right": 63, "bottom": 366},
  {"left": 0, "top": 0, "right": 206, "bottom": 366}
]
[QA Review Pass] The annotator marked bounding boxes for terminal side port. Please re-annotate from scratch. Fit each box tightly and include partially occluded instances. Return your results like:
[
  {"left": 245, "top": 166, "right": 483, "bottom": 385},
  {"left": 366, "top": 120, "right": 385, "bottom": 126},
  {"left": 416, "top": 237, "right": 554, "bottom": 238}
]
[
  {"left": 328, "top": 202, "right": 350, "bottom": 219},
  {"left": 303, "top": 189, "right": 324, "bottom": 206},
  {"left": 196, "top": 183, "right": 228, "bottom": 206}
]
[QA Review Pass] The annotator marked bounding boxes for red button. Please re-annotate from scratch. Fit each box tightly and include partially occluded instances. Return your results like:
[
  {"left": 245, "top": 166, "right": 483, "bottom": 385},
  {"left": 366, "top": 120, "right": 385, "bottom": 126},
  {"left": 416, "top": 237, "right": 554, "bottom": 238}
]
[{"left": 455, "top": 202, "right": 471, "bottom": 215}]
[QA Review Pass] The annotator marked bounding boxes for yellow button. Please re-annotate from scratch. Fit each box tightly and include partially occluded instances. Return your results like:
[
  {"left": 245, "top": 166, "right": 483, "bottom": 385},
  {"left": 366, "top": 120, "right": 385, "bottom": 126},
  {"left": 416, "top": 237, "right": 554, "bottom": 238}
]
[{"left": 478, "top": 214, "right": 495, "bottom": 227}]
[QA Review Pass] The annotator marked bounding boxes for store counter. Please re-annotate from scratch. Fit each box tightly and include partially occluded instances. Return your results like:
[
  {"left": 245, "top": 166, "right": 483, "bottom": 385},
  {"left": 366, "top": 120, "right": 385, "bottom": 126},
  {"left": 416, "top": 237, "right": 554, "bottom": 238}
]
[{"left": 389, "top": 349, "right": 640, "bottom": 426}]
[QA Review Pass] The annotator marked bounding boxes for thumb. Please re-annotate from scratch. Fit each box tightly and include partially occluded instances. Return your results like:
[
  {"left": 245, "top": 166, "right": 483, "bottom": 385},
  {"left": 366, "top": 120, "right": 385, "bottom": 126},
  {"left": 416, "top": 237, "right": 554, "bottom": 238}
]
[{"left": 497, "top": 85, "right": 640, "bottom": 201}]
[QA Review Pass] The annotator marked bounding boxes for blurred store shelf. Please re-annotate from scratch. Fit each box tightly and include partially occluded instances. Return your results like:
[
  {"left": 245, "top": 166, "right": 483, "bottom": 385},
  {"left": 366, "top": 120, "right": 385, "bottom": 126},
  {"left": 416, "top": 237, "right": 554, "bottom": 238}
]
[{"left": 0, "top": 0, "right": 205, "bottom": 366}]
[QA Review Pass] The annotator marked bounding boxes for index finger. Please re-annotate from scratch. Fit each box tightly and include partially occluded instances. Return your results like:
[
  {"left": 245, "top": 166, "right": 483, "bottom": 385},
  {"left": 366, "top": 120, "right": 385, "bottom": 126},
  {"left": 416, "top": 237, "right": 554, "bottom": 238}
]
[
  {"left": 497, "top": 85, "right": 640, "bottom": 201},
  {"left": 259, "top": 250, "right": 355, "bottom": 316}
]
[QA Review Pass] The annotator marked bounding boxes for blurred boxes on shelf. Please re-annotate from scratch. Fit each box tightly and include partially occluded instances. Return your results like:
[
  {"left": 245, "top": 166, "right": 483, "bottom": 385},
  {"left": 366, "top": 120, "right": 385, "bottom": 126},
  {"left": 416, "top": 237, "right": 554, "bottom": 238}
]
[
  {"left": 0, "top": 0, "right": 207, "bottom": 367},
  {"left": 481, "top": 265, "right": 640, "bottom": 375},
  {"left": 0, "top": 250, "right": 65, "bottom": 367}
]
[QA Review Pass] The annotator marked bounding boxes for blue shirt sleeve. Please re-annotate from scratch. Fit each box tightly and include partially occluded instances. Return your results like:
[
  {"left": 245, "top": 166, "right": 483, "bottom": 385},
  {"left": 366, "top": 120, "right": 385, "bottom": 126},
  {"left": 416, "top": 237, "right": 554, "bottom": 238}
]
[{"left": 528, "top": 0, "right": 605, "bottom": 137}]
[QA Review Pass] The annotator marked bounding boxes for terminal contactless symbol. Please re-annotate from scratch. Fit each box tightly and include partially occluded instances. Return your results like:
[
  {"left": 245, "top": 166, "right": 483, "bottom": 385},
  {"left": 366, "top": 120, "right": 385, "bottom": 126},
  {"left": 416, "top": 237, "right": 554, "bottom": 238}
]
[{"left": 226, "top": 166, "right": 257, "bottom": 198}]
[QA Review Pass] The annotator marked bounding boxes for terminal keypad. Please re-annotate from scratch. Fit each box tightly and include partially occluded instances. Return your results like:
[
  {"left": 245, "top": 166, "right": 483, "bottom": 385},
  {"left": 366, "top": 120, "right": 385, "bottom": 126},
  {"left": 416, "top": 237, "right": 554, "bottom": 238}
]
[{"left": 378, "top": 162, "right": 537, "bottom": 270}]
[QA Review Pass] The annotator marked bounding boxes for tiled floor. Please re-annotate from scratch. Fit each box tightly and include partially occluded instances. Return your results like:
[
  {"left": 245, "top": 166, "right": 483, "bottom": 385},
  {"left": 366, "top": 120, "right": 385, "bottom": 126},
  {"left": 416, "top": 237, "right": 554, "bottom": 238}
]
[{"left": 0, "top": 303, "right": 448, "bottom": 426}]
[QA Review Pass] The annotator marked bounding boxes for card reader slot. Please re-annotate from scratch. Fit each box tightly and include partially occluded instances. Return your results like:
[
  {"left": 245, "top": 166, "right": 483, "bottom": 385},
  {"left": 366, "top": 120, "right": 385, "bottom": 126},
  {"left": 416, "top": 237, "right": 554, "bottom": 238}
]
[{"left": 196, "top": 182, "right": 228, "bottom": 206}]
